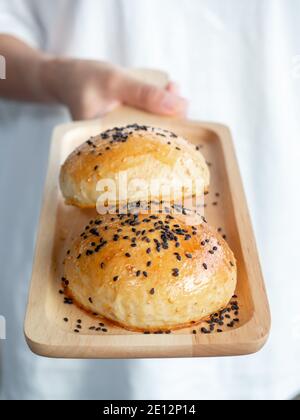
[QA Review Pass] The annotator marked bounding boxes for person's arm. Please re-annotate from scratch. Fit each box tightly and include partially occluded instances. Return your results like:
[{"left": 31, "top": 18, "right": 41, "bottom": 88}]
[{"left": 0, "top": 35, "right": 187, "bottom": 120}]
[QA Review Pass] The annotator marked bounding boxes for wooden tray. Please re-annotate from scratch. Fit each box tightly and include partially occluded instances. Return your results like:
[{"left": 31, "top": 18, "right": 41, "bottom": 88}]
[{"left": 24, "top": 70, "right": 271, "bottom": 359}]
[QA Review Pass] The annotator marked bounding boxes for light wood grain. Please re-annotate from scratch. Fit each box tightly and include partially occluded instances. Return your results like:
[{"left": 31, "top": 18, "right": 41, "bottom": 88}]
[{"left": 24, "top": 69, "right": 271, "bottom": 359}]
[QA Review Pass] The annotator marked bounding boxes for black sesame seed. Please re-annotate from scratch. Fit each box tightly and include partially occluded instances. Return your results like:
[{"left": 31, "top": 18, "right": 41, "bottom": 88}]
[
  {"left": 64, "top": 298, "right": 73, "bottom": 305},
  {"left": 89, "top": 297, "right": 93, "bottom": 304},
  {"left": 113, "top": 276, "right": 119, "bottom": 282},
  {"left": 125, "top": 253, "right": 131, "bottom": 258},
  {"left": 203, "top": 263, "right": 208, "bottom": 270},
  {"left": 136, "top": 270, "right": 141, "bottom": 277},
  {"left": 150, "top": 288, "right": 155, "bottom": 295},
  {"left": 186, "top": 253, "right": 192, "bottom": 259},
  {"left": 63, "top": 318, "right": 68, "bottom": 323}
]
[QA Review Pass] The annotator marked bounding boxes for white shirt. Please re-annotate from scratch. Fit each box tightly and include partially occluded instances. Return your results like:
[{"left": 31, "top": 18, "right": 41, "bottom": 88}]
[{"left": 0, "top": 0, "right": 300, "bottom": 400}]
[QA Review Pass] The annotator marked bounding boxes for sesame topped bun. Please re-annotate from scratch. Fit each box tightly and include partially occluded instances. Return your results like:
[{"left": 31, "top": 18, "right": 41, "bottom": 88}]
[
  {"left": 59, "top": 125, "right": 210, "bottom": 208},
  {"left": 62, "top": 208, "right": 237, "bottom": 332}
]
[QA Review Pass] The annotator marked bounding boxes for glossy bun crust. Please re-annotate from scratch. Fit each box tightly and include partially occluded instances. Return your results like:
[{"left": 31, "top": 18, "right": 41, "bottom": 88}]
[
  {"left": 60, "top": 125, "right": 210, "bottom": 208},
  {"left": 63, "top": 209, "right": 237, "bottom": 332}
]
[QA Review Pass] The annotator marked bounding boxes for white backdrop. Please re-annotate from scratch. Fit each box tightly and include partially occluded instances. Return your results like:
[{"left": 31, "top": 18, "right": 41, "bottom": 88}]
[{"left": 0, "top": 0, "right": 300, "bottom": 400}]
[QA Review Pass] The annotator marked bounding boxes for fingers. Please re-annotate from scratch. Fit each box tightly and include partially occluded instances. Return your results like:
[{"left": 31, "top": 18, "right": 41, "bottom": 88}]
[
  {"left": 117, "top": 73, "right": 188, "bottom": 117},
  {"left": 166, "top": 81, "right": 180, "bottom": 96}
]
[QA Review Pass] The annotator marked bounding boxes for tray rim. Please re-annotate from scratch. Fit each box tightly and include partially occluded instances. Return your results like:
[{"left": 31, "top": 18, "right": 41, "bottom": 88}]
[{"left": 24, "top": 113, "right": 271, "bottom": 359}]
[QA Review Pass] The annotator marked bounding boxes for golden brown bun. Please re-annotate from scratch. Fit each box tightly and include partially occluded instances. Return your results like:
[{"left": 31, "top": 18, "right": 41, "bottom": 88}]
[
  {"left": 60, "top": 125, "right": 210, "bottom": 208},
  {"left": 62, "top": 207, "right": 237, "bottom": 332}
]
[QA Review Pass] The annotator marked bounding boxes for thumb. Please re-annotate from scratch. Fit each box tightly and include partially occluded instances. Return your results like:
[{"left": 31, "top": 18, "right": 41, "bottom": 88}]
[{"left": 117, "top": 74, "right": 188, "bottom": 117}]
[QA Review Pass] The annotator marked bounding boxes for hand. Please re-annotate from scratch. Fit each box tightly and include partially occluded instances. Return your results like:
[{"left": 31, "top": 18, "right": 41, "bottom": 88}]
[{"left": 42, "top": 58, "right": 188, "bottom": 120}]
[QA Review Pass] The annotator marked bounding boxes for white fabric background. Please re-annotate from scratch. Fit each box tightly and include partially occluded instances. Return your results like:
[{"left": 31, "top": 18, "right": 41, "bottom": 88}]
[{"left": 0, "top": 0, "right": 300, "bottom": 400}]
